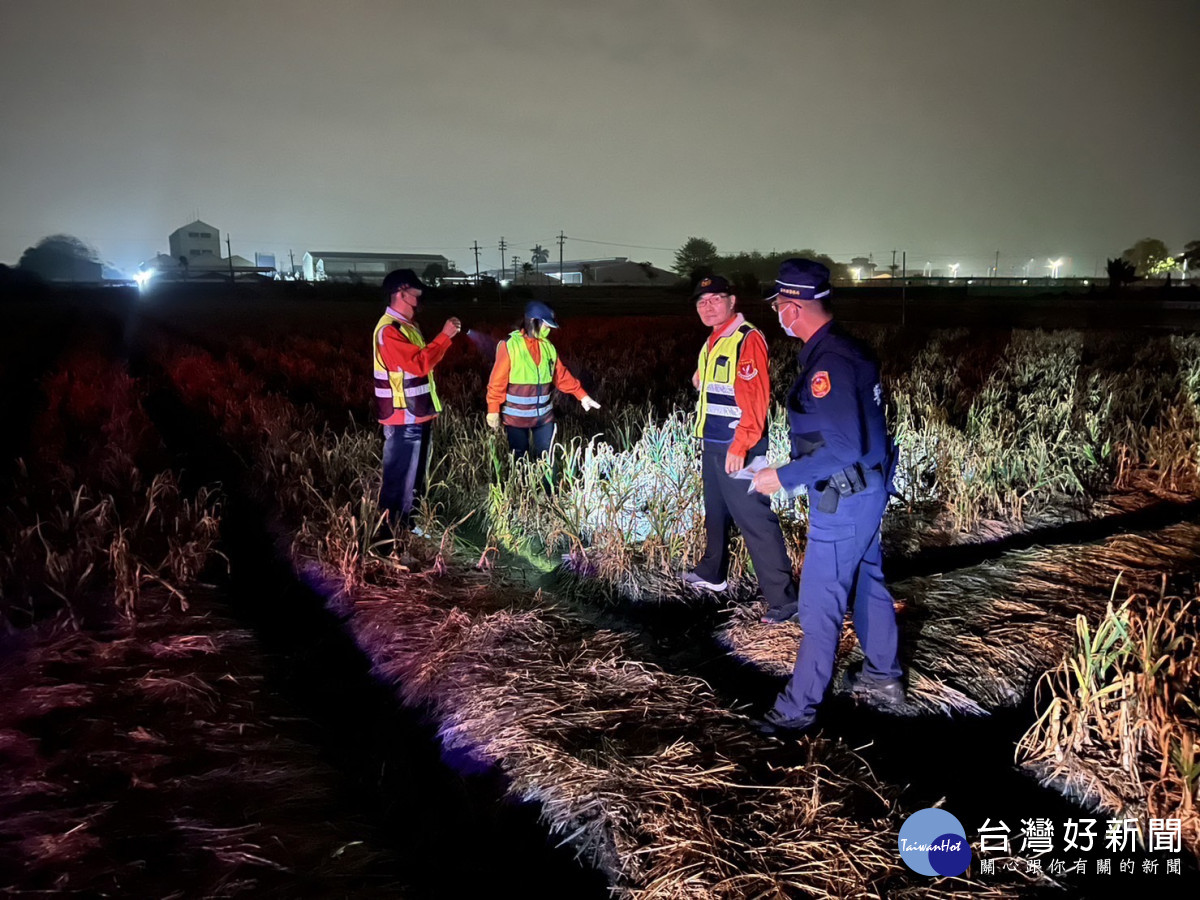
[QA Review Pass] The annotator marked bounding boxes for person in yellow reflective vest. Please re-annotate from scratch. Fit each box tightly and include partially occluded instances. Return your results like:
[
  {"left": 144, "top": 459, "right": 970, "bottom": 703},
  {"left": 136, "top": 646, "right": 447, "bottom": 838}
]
[
  {"left": 373, "top": 268, "right": 460, "bottom": 533},
  {"left": 486, "top": 301, "right": 600, "bottom": 460},
  {"left": 682, "top": 275, "right": 798, "bottom": 625}
]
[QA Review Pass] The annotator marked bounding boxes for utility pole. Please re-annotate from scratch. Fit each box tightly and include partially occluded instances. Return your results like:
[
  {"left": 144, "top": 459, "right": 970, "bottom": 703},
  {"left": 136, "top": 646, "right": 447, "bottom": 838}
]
[
  {"left": 891, "top": 249, "right": 897, "bottom": 278},
  {"left": 511, "top": 255, "right": 519, "bottom": 282},
  {"left": 557, "top": 230, "right": 566, "bottom": 286},
  {"left": 499, "top": 237, "right": 507, "bottom": 280},
  {"left": 288, "top": 249, "right": 295, "bottom": 279},
  {"left": 901, "top": 251, "right": 907, "bottom": 327},
  {"left": 472, "top": 241, "right": 481, "bottom": 283},
  {"left": 994, "top": 250, "right": 1000, "bottom": 278},
  {"left": 226, "top": 234, "right": 234, "bottom": 283}
]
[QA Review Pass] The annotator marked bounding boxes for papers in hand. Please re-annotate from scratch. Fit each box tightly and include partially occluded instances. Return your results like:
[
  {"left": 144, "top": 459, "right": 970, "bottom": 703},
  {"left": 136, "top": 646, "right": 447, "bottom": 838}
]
[{"left": 731, "top": 456, "right": 771, "bottom": 493}]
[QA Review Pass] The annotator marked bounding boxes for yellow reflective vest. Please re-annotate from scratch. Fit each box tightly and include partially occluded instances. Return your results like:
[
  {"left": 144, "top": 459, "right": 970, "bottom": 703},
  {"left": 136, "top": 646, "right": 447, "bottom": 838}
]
[
  {"left": 372, "top": 313, "right": 442, "bottom": 422},
  {"left": 694, "top": 322, "right": 753, "bottom": 443},
  {"left": 502, "top": 331, "right": 557, "bottom": 427}
]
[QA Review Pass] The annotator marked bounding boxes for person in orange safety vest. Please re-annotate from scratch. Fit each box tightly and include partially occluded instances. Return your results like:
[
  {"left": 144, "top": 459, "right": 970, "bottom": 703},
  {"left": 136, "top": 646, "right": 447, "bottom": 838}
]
[{"left": 485, "top": 300, "right": 600, "bottom": 461}]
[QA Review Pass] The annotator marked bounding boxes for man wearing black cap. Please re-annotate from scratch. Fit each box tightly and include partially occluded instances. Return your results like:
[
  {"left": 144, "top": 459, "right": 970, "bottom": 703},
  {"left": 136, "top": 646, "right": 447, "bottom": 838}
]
[
  {"left": 683, "top": 275, "right": 798, "bottom": 625},
  {"left": 751, "top": 259, "right": 904, "bottom": 735},
  {"left": 372, "top": 269, "right": 461, "bottom": 534}
]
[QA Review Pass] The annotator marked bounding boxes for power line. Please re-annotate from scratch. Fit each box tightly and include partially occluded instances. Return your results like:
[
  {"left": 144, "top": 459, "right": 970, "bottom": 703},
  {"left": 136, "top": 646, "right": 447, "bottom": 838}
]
[{"left": 565, "top": 235, "right": 678, "bottom": 252}]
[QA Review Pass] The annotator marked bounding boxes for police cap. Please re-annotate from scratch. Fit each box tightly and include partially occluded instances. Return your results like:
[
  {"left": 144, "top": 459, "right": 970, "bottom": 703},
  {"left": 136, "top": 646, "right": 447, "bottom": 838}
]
[{"left": 767, "top": 259, "right": 831, "bottom": 302}]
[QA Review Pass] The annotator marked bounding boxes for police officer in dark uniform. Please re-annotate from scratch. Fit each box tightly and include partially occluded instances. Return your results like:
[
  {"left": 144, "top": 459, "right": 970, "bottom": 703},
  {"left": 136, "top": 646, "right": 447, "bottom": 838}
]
[{"left": 750, "top": 259, "right": 904, "bottom": 735}]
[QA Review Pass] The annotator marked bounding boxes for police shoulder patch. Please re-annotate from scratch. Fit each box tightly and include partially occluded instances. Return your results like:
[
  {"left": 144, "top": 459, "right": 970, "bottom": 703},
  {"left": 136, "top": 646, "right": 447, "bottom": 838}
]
[
  {"left": 811, "top": 370, "right": 831, "bottom": 398},
  {"left": 737, "top": 360, "right": 758, "bottom": 380}
]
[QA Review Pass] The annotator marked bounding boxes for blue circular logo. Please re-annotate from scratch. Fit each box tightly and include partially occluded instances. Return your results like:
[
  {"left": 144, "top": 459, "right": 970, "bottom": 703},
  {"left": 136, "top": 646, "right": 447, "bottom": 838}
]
[{"left": 898, "top": 808, "right": 971, "bottom": 876}]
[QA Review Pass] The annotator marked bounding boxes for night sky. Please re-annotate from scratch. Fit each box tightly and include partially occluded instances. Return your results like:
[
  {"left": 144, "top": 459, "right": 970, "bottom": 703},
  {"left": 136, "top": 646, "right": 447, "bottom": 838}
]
[{"left": 1, "top": 0, "right": 1196, "bottom": 277}]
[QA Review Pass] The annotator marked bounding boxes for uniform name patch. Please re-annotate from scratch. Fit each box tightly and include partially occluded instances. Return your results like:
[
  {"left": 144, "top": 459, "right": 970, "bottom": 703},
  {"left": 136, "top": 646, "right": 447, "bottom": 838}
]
[
  {"left": 811, "top": 371, "right": 831, "bottom": 398},
  {"left": 737, "top": 361, "right": 758, "bottom": 381}
]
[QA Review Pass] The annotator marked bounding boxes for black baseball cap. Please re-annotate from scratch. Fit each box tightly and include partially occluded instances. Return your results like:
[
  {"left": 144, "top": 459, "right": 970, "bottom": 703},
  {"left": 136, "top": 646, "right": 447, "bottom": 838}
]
[
  {"left": 691, "top": 274, "right": 733, "bottom": 299},
  {"left": 383, "top": 268, "right": 425, "bottom": 295}
]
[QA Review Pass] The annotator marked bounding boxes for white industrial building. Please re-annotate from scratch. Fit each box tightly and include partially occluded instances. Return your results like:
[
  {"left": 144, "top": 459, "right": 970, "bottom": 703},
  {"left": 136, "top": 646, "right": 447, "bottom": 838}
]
[{"left": 302, "top": 251, "right": 451, "bottom": 283}]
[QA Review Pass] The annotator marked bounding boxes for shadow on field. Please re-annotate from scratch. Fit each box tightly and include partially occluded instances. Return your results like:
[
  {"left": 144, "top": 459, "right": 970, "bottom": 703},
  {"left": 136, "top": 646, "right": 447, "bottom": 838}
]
[{"left": 130, "top": 348, "right": 609, "bottom": 898}]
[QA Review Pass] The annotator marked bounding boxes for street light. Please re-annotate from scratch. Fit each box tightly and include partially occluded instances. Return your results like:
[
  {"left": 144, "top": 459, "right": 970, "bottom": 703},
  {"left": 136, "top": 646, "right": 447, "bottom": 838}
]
[
  {"left": 1048, "top": 258, "right": 1063, "bottom": 278},
  {"left": 851, "top": 267, "right": 861, "bottom": 283},
  {"left": 949, "top": 263, "right": 960, "bottom": 280}
]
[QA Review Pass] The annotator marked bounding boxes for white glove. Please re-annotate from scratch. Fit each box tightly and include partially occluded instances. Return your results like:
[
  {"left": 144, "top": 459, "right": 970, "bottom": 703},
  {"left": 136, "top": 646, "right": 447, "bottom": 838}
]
[
  {"left": 581, "top": 396, "right": 601, "bottom": 412},
  {"left": 486, "top": 412, "right": 501, "bottom": 430}
]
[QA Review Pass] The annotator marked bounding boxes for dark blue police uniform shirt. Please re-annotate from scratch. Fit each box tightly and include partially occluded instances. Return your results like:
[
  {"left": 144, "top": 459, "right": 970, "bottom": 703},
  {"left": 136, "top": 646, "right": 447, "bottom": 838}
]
[{"left": 777, "top": 321, "right": 892, "bottom": 495}]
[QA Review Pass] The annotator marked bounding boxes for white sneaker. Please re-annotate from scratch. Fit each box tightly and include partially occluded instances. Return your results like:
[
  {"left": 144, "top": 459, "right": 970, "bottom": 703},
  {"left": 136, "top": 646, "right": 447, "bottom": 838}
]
[{"left": 680, "top": 572, "right": 728, "bottom": 592}]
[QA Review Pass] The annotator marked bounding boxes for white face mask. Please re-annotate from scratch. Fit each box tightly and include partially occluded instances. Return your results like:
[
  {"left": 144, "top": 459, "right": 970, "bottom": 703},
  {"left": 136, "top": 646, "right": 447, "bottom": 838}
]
[{"left": 777, "top": 307, "right": 797, "bottom": 338}]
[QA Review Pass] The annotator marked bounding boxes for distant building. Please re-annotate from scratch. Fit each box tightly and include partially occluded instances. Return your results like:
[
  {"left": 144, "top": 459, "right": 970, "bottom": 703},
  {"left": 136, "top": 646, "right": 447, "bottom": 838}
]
[
  {"left": 484, "top": 257, "right": 681, "bottom": 287},
  {"left": 302, "top": 251, "right": 450, "bottom": 284},
  {"left": 169, "top": 220, "right": 222, "bottom": 262},
  {"left": 140, "top": 219, "right": 273, "bottom": 281},
  {"left": 141, "top": 252, "right": 273, "bottom": 281},
  {"left": 849, "top": 256, "right": 877, "bottom": 280}
]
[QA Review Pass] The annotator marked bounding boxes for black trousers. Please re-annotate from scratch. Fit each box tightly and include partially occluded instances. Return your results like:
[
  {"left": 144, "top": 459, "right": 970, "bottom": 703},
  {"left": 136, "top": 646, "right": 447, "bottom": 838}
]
[{"left": 695, "top": 442, "right": 798, "bottom": 615}]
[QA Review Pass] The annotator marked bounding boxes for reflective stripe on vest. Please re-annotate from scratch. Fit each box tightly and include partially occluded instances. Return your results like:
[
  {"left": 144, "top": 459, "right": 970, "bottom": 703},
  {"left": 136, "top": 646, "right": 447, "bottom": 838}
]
[
  {"left": 372, "top": 313, "right": 442, "bottom": 421},
  {"left": 694, "top": 323, "right": 753, "bottom": 443},
  {"left": 502, "top": 331, "right": 557, "bottom": 427}
]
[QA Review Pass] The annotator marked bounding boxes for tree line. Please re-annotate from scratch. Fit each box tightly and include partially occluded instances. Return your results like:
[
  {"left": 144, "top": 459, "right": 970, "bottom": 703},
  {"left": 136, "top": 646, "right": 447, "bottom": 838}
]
[
  {"left": 676, "top": 236, "right": 1200, "bottom": 291},
  {"left": 672, "top": 237, "right": 846, "bottom": 291}
]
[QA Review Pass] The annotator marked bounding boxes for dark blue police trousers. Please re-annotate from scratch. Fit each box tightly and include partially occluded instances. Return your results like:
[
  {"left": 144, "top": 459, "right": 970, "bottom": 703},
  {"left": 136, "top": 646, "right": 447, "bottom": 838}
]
[
  {"left": 380, "top": 422, "right": 432, "bottom": 529},
  {"left": 695, "top": 443, "right": 798, "bottom": 616},
  {"left": 772, "top": 475, "right": 903, "bottom": 721}
]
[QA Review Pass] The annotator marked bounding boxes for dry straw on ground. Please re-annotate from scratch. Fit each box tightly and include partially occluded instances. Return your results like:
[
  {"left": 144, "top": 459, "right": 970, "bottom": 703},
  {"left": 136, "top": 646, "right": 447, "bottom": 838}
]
[
  {"left": 0, "top": 608, "right": 405, "bottom": 897},
  {"left": 718, "top": 523, "right": 1200, "bottom": 725},
  {"left": 895, "top": 523, "right": 1200, "bottom": 710},
  {"left": 343, "top": 569, "right": 1021, "bottom": 897}
]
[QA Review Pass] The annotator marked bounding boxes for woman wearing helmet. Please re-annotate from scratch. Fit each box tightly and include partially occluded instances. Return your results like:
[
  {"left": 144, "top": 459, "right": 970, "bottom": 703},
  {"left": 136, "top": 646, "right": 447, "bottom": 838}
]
[{"left": 486, "top": 300, "right": 600, "bottom": 460}]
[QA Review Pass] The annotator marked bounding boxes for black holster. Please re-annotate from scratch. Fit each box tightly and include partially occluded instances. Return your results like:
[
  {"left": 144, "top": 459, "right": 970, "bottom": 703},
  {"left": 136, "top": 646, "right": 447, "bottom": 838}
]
[{"left": 815, "top": 463, "right": 868, "bottom": 514}]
